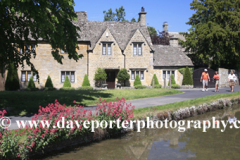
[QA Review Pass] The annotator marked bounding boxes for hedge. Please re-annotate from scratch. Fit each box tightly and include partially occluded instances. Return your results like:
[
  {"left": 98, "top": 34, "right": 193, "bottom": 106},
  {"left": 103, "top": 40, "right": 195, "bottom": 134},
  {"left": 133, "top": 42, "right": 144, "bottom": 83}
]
[
  {"left": 78, "top": 86, "right": 93, "bottom": 90},
  {"left": 182, "top": 67, "right": 193, "bottom": 85},
  {"left": 135, "top": 85, "right": 147, "bottom": 89}
]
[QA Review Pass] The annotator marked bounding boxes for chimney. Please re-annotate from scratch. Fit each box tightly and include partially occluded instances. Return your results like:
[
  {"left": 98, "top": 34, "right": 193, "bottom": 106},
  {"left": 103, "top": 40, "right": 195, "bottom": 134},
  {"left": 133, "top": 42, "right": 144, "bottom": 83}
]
[
  {"left": 76, "top": 11, "right": 88, "bottom": 21},
  {"left": 163, "top": 22, "right": 168, "bottom": 32},
  {"left": 138, "top": 7, "right": 147, "bottom": 27}
]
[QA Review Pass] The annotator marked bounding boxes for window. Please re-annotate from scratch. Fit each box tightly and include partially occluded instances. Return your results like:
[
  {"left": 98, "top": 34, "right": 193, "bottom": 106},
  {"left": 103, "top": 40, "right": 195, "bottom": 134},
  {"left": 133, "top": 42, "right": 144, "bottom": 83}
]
[
  {"left": 131, "top": 71, "right": 135, "bottom": 80},
  {"left": 21, "top": 71, "right": 37, "bottom": 82},
  {"left": 133, "top": 43, "right": 142, "bottom": 56},
  {"left": 20, "top": 44, "right": 36, "bottom": 54},
  {"left": 140, "top": 71, "right": 144, "bottom": 80},
  {"left": 162, "top": 70, "right": 175, "bottom": 80},
  {"left": 102, "top": 43, "right": 111, "bottom": 55},
  {"left": 131, "top": 70, "right": 144, "bottom": 80},
  {"left": 61, "top": 71, "right": 75, "bottom": 83}
]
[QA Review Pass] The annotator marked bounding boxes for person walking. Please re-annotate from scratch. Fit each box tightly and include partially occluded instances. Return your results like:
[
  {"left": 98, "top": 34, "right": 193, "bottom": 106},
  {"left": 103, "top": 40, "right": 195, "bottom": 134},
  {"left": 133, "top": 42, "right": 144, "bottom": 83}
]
[
  {"left": 200, "top": 69, "right": 210, "bottom": 91},
  {"left": 228, "top": 71, "right": 237, "bottom": 92},
  {"left": 213, "top": 71, "right": 219, "bottom": 92}
]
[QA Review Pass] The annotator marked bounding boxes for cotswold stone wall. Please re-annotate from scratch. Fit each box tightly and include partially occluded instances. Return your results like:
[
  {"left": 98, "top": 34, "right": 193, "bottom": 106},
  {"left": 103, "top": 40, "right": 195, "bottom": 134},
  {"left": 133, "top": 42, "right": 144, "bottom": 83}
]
[
  {"left": 16, "top": 42, "right": 88, "bottom": 89},
  {"left": 218, "top": 68, "right": 239, "bottom": 88}
]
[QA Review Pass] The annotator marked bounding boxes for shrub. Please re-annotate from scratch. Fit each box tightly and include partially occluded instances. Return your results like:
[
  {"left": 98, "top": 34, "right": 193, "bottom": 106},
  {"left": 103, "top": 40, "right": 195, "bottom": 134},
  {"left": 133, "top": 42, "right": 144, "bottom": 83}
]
[
  {"left": 117, "top": 69, "right": 130, "bottom": 80},
  {"left": 60, "top": 87, "right": 75, "bottom": 91},
  {"left": 5, "top": 63, "right": 20, "bottom": 91},
  {"left": 154, "top": 84, "right": 162, "bottom": 88},
  {"left": 63, "top": 76, "right": 71, "bottom": 87},
  {"left": 135, "top": 85, "right": 147, "bottom": 89},
  {"left": 24, "top": 88, "right": 39, "bottom": 91},
  {"left": 44, "top": 87, "right": 56, "bottom": 91},
  {"left": 171, "top": 84, "right": 180, "bottom": 89},
  {"left": 151, "top": 74, "right": 159, "bottom": 86},
  {"left": 182, "top": 67, "right": 193, "bottom": 85},
  {"left": 45, "top": 75, "right": 54, "bottom": 88},
  {"left": 168, "top": 74, "right": 176, "bottom": 85},
  {"left": 178, "top": 67, "right": 193, "bottom": 75},
  {"left": 82, "top": 74, "right": 90, "bottom": 87},
  {"left": 78, "top": 86, "right": 93, "bottom": 90},
  {"left": 27, "top": 76, "right": 36, "bottom": 89},
  {"left": 134, "top": 74, "right": 142, "bottom": 86},
  {"left": 94, "top": 68, "right": 107, "bottom": 80}
]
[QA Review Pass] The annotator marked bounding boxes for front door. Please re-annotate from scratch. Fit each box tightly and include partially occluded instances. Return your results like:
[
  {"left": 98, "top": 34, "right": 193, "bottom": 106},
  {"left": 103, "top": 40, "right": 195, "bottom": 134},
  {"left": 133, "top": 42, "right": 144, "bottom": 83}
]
[{"left": 106, "top": 70, "right": 116, "bottom": 89}]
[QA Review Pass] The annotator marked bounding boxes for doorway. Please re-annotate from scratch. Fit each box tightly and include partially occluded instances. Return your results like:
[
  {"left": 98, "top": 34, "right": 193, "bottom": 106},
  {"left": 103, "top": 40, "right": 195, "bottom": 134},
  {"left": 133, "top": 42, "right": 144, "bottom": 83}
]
[{"left": 106, "top": 70, "right": 118, "bottom": 89}]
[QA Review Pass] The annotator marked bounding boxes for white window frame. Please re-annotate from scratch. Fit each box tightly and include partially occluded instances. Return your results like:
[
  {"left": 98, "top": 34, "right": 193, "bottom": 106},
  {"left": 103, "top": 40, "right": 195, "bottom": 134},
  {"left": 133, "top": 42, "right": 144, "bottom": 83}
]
[
  {"left": 102, "top": 43, "right": 112, "bottom": 55},
  {"left": 21, "top": 71, "right": 37, "bottom": 82},
  {"left": 130, "top": 70, "right": 145, "bottom": 81},
  {"left": 162, "top": 70, "right": 176, "bottom": 80}
]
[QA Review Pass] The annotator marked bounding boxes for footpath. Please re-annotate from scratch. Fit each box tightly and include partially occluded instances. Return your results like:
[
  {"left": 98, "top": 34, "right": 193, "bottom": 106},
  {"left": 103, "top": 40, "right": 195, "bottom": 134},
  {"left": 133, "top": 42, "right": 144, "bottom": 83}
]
[{"left": 7, "top": 86, "right": 240, "bottom": 130}]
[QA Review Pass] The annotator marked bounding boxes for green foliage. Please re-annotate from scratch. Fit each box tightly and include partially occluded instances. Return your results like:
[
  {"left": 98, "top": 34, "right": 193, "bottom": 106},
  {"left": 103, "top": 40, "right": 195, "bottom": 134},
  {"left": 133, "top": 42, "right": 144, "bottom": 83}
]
[
  {"left": 182, "top": 67, "right": 193, "bottom": 85},
  {"left": 178, "top": 67, "right": 193, "bottom": 75},
  {"left": 147, "top": 26, "right": 157, "bottom": 37},
  {"left": 154, "top": 84, "right": 162, "bottom": 88},
  {"left": 135, "top": 85, "right": 147, "bottom": 89},
  {"left": 117, "top": 69, "right": 130, "bottom": 80},
  {"left": 134, "top": 74, "right": 142, "bottom": 86},
  {"left": 45, "top": 75, "right": 54, "bottom": 88},
  {"left": 151, "top": 74, "right": 159, "bottom": 86},
  {"left": 181, "top": 0, "right": 240, "bottom": 69},
  {"left": 44, "top": 87, "right": 56, "bottom": 91},
  {"left": 171, "top": 84, "right": 180, "bottom": 89},
  {"left": 5, "top": 63, "right": 20, "bottom": 91},
  {"left": 60, "top": 87, "right": 75, "bottom": 91},
  {"left": 78, "top": 86, "right": 93, "bottom": 90},
  {"left": 168, "top": 74, "right": 176, "bottom": 85},
  {"left": 24, "top": 88, "right": 39, "bottom": 91},
  {"left": 82, "top": 74, "right": 90, "bottom": 87},
  {"left": 27, "top": 76, "right": 36, "bottom": 89},
  {"left": 63, "top": 76, "right": 71, "bottom": 88},
  {"left": 0, "top": 0, "right": 81, "bottom": 71},
  {"left": 131, "top": 18, "right": 136, "bottom": 22},
  {"left": 94, "top": 68, "right": 107, "bottom": 80}
]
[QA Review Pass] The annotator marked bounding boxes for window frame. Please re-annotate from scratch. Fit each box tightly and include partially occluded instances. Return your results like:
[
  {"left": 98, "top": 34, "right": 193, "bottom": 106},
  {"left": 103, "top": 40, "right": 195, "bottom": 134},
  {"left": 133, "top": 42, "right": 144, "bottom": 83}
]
[
  {"left": 162, "top": 70, "right": 175, "bottom": 80},
  {"left": 132, "top": 43, "right": 143, "bottom": 56},
  {"left": 102, "top": 43, "right": 112, "bottom": 55},
  {"left": 61, "top": 71, "right": 75, "bottom": 83},
  {"left": 130, "top": 70, "right": 145, "bottom": 81},
  {"left": 19, "top": 44, "right": 36, "bottom": 54},
  {"left": 21, "top": 71, "right": 37, "bottom": 82}
]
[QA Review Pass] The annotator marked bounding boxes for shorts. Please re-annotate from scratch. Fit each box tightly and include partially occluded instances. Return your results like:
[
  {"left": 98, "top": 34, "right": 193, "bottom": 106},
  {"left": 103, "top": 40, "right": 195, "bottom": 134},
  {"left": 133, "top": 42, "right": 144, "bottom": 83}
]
[
  {"left": 229, "top": 80, "right": 235, "bottom": 87},
  {"left": 203, "top": 80, "right": 208, "bottom": 87},
  {"left": 215, "top": 79, "right": 219, "bottom": 85}
]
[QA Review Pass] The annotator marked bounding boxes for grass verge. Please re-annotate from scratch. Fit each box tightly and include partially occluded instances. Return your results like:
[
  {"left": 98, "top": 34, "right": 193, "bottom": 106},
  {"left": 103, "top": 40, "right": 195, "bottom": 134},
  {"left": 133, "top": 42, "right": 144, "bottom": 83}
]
[
  {"left": 0, "top": 88, "right": 181, "bottom": 116},
  {"left": 133, "top": 91, "right": 240, "bottom": 118}
]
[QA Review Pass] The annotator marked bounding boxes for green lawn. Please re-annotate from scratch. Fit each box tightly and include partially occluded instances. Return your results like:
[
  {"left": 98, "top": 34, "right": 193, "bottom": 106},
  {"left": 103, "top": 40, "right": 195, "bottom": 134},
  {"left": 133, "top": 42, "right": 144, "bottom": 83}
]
[
  {"left": 133, "top": 91, "right": 240, "bottom": 118},
  {"left": 0, "top": 88, "right": 182, "bottom": 116}
]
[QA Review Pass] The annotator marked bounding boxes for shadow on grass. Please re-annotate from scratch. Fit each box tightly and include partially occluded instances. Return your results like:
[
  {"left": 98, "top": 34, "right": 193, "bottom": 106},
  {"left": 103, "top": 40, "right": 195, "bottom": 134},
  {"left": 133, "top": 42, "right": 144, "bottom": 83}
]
[{"left": 0, "top": 90, "right": 112, "bottom": 116}]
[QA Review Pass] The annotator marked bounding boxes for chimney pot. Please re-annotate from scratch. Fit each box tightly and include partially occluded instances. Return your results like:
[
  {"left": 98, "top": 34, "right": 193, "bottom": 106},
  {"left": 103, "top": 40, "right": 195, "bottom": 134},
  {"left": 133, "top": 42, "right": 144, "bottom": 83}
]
[{"left": 139, "top": 7, "right": 147, "bottom": 27}]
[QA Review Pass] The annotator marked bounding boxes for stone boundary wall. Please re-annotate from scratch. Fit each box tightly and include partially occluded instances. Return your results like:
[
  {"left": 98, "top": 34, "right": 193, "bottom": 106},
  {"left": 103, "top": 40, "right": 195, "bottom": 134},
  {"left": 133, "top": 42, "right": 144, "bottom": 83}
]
[{"left": 218, "top": 68, "right": 239, "bottom": 88}]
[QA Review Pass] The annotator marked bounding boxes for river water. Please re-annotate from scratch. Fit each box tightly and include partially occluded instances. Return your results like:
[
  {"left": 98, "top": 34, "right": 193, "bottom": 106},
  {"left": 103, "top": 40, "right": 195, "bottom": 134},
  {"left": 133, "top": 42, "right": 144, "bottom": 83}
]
[{"left": 43, "top": 105, "right": 240, "bottom": 160}]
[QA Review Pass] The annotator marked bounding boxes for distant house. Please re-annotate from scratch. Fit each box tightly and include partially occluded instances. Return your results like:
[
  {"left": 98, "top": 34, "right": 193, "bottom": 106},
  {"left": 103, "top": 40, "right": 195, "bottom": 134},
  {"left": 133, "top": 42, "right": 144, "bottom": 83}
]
[{"left": 0, "top": 8, "right": 193, "bottom": 90}]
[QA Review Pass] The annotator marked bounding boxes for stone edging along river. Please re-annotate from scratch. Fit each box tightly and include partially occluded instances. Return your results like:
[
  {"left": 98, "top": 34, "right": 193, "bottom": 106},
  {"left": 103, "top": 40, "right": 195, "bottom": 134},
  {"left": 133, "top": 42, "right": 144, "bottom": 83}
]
[{"left": 29, "top": 97, "right": 240, "bottom": 158}]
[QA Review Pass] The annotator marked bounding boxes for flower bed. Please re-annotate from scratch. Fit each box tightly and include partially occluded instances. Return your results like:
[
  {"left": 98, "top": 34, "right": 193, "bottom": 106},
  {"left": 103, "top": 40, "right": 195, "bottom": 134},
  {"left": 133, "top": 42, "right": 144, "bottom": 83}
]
[{"left": 0, "top": 98, "right": 134, "bottom": 159}]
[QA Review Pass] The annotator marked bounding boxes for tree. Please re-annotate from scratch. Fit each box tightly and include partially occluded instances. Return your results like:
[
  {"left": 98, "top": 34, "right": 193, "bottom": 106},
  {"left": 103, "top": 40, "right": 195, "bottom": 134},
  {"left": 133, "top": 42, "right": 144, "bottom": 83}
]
[
  {"left": 131, "top": 18, "right": 136, "bottom": 22},
  {"left": 103, "top": 6, "right": 127, "bottom": 22},
  {"left": 94, "top": 68, "right": 107, "bottom": 87},
  {"left": 45, "top": 75, "right": 54, "bottom": 88},
  {"left": 182, "top": 67, "right": 193, "bottom": 85},
  {"left": 117, "top": 68, "right": 130, "bottom": 86},
  {"left": 0, "top": 0, "right": 82, "bottom": 74},
  {"left": 181, "top": 0, "right": 240, "bottom": 69},
  {"left": 103, "top": 6, "right": 134, "bottom": 22},
  {"left": 27, "top": 76, "right": 36, "bottom": 89},
  {"left": 5, "top": 63, "right": 20, "bottom": 90},
  {"left": 147, "top": 26, "right": 157, "bottom": 37},
  {"left": 63, "top": 76, "right": 71, "bottom": 88},
  {"left": 134, "top": 74, "right": 142, "bottom": 86},
  {"left": 168, "top": 74, "right": 176, "bottom": 85},
  {"left": 151, "top": 74, "right": 159, "bottom": 86},
  {"left": 82, "top": 74, "right": 90, "bottom": 87},
  {"left": 151, "top": 31, "right": 170, "bottom": 45}
]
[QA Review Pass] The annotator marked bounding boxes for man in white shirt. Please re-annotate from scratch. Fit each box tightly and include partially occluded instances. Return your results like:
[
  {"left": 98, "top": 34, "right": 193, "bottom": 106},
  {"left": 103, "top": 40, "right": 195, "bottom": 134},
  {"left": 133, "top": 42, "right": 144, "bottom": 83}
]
[{"left": 228, "top": 71, "right": 237, "bottom": 92}]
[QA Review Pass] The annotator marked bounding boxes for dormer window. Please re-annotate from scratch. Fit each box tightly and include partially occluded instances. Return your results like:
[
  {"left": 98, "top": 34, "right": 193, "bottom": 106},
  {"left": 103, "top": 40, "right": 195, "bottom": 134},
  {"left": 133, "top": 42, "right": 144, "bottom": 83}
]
[
  {"left": 102, "top": 43, "right": 112, "bottom": 55},
  {"left": 133, "top": 43, "right": 142, "bottom": 56}
]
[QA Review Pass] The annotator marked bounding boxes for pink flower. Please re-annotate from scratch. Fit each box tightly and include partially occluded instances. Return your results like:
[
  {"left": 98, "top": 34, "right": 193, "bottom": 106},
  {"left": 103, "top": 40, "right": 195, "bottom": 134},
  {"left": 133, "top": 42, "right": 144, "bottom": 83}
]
[{"left": 73, "top": 100, "right": 76, "bottom": 103}]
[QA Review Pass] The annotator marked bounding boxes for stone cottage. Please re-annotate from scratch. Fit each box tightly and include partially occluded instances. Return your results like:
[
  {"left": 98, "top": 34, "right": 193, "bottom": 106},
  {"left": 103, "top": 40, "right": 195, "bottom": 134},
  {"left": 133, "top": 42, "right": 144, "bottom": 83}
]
[{"left": 0, "top": 8, "right": 193, "bottom": 90}]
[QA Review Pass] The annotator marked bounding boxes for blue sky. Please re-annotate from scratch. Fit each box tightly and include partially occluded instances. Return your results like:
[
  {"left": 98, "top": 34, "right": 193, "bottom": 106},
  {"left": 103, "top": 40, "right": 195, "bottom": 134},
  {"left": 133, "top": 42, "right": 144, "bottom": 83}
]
[{"left": 74, "top": 0, "right": 195, "bottom": 32}]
